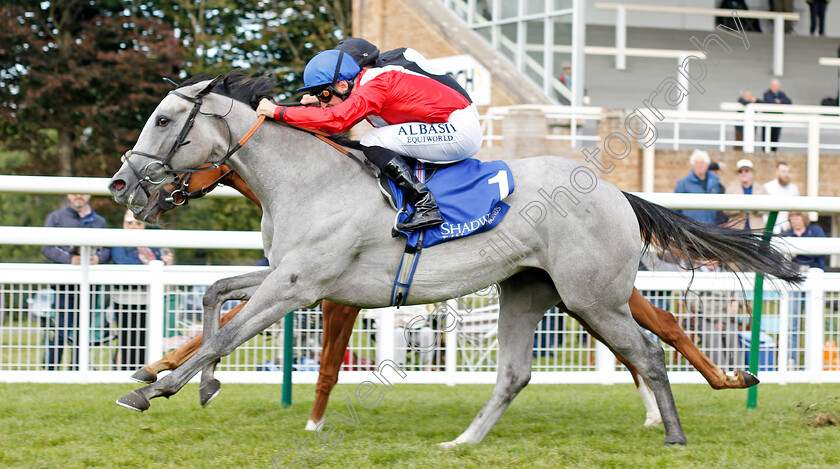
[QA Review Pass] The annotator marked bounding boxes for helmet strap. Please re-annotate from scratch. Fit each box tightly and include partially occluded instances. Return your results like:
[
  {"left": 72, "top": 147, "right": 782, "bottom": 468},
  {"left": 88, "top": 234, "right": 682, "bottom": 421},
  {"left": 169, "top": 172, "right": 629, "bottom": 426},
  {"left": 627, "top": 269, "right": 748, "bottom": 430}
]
[{"left": 333, "top": 79, "right": 355, "bottom": 101}]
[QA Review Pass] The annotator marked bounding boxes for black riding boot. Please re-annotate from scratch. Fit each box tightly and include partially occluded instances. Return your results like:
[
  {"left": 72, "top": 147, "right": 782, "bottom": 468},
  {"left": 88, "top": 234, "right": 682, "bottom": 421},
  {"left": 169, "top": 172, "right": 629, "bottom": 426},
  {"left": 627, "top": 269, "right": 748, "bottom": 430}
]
[{"left": 363, "top": 145, "right": 443, "bottom": 235}]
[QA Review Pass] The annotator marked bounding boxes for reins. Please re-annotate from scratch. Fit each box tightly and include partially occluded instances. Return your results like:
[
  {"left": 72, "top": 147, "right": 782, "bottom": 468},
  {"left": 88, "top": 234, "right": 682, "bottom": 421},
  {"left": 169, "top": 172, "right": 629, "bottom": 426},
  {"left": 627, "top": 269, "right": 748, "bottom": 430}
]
[{"left": 126, "top": 84, "right": 377, "bottom": 206}]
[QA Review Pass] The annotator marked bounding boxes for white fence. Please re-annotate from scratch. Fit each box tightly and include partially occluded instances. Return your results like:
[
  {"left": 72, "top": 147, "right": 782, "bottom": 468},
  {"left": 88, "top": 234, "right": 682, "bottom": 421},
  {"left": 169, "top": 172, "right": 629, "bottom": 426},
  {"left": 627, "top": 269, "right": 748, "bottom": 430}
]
[
  {"left": 480, "top": 104, "right": 840, "bottom": 155},
  {"left": 3, "top": 179, "right": 840, "bottom": 385},
  {"left": 2, "top": 263, "right": 840, "bottom": 385}
]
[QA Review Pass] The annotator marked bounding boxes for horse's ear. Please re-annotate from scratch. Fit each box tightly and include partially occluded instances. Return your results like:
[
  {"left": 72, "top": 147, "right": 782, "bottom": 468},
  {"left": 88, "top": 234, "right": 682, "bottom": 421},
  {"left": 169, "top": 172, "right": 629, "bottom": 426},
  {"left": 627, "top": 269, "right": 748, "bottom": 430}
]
[{"left": 197, "top": 76, "right": 222, "bottom": 97}]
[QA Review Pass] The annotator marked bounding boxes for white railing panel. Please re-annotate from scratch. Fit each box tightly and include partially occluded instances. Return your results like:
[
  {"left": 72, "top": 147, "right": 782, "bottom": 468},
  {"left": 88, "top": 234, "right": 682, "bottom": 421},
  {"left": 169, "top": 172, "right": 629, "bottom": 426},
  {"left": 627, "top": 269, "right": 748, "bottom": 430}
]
[{"left": 3, "top": 264, "right": 840, "bottom": 384}]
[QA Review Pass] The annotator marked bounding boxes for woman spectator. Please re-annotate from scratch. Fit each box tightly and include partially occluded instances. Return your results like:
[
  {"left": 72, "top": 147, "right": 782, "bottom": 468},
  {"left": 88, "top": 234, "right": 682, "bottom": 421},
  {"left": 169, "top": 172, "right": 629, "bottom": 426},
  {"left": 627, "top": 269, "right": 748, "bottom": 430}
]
[{"left": 781, "top": 211, "right": 826, "bottom": 271}]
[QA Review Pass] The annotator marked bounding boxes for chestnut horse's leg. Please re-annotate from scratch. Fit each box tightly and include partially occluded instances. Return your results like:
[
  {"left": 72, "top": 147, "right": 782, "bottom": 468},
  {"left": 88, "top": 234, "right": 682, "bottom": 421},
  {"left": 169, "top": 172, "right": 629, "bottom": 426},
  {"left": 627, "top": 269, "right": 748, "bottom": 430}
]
[
  {"left": 305, "top": 300, "right": 361, "bottom": 430},
  {"left": 628, "top": 288, "right": 757, "bottom": 390},
  {"left": 130, "top": 302, "right": 246, "bottom": 384}
]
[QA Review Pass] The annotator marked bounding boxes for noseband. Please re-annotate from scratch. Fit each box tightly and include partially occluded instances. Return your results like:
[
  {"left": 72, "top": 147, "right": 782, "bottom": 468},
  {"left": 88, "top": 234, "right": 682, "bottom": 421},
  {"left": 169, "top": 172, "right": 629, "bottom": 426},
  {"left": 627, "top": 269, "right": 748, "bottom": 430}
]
[{"left": 162, "top": 164, "right": 236, "bottom": 207}]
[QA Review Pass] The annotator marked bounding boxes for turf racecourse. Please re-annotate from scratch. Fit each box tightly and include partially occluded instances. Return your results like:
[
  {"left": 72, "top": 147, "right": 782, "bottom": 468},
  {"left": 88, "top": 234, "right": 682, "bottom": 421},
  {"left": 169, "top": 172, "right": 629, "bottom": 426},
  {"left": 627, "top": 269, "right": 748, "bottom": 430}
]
[{"left": 1, "top": 383, "right": 838, "bottom": 468}]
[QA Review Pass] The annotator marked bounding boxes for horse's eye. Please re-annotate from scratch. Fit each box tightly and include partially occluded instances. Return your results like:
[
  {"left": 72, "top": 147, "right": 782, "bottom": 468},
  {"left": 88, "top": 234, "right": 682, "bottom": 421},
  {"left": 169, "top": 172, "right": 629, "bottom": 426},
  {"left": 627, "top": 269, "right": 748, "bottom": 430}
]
[{"left": 157, "top": 116, "right": 169, "bottom": 127}]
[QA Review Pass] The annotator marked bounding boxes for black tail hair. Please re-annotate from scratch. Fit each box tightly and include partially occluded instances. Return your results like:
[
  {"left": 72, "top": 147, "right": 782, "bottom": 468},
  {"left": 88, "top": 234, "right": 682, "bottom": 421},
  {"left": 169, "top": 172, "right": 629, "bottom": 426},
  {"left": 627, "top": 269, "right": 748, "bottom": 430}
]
[{"left": 622, "top": 191, "right": 803, "bottom": 284}]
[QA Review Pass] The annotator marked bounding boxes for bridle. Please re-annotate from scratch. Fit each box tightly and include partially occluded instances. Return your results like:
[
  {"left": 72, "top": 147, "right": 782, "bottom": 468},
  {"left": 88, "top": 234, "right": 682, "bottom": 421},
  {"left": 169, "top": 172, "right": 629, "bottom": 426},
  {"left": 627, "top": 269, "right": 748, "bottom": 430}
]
[
  {"left": 123, "top": 75, "right": 376, "bottom": 212},
  {"left": 158, "top": 163, "right": 236, "bottom": 209},
  {"left": 120, "top": 77, "right": 265, "bottom": 203}
]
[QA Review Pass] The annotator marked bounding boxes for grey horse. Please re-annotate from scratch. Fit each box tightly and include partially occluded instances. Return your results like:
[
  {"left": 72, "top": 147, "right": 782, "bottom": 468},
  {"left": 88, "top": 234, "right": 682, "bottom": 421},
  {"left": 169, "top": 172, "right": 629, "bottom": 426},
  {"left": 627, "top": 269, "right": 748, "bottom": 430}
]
[{"left": 108, "top": 73, "right": 801, "bottom": 447}]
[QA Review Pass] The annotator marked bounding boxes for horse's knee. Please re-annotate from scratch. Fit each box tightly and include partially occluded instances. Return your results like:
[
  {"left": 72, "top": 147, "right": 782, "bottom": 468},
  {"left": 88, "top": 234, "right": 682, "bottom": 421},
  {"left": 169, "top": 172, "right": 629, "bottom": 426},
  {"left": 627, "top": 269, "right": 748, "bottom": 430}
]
[{"left": 202, "top": 282, "right": 227, "bottom": 310}]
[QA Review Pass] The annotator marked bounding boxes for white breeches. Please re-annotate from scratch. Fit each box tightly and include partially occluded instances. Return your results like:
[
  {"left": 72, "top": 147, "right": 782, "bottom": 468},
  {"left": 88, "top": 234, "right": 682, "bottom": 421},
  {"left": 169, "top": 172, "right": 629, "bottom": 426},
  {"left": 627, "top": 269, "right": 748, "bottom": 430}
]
[{"left": 360, "top": 105, "right": 482, "bottom": 163}]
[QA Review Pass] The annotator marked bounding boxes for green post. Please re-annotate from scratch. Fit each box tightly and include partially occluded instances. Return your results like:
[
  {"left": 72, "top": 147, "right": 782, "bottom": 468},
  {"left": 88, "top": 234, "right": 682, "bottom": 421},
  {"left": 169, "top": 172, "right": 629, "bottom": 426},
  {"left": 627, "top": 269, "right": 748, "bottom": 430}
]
[
  {"left": 282, "top": 312, "right": 294, "bottom": 408},
  {"left": 747, "top": 211, "right": 778, "bottom": 409}
]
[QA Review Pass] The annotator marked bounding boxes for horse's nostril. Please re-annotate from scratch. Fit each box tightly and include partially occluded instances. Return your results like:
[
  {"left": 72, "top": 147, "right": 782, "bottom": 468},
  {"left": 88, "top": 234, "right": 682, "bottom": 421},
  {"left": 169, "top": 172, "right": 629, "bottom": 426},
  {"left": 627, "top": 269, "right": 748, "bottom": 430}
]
[{"left": 112, "top": 180, "right": 126, "bottom": 191}]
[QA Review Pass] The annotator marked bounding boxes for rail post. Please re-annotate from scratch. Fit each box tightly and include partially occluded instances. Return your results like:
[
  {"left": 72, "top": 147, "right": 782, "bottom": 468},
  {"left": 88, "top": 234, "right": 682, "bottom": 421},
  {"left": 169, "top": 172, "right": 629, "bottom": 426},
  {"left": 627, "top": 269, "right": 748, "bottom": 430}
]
[
  {"left": 747, "top": 211, "right": 777, "bottom": 409},
  {"left": 282, "top": 312, "right": 294, "bottom": 408}
]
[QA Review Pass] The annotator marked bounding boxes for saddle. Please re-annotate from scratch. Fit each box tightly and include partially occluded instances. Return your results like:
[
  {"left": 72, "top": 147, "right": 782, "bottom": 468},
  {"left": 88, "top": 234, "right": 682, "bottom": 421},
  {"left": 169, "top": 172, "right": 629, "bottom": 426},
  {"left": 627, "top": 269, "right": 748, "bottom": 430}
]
[{"left": 322, "top": 134, "right": 515, "bottom": 306}]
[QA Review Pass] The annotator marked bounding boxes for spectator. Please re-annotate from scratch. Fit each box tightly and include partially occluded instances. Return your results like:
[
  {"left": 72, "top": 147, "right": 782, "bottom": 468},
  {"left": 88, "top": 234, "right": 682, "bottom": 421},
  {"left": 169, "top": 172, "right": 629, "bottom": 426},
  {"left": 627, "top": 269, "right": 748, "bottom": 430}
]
[
  {"left": 709, "top": 162, "right": 729, "bottom": 225},
  {"left": 735, "top": 90, "right": 762, "bottom": 151},
  {"left": 762, "top": 79, "right": 792, "bottom": 152},
  {"left": 780, "top": 211, "right": 825, "bottom": 365},
  {"left": 763, "top": 161, "right": 800, "bottom": 233},
  {"left": 674, "top": 150, "right": 724, "bottom": 225},
  {"left": 42, "top": 194, "right": 111, "bottom": 370},
  {"left": 556, "top": 62, "right": 589, "bottom": 105},
  {"left": 773, "top": 0, "right": 796, "bottom": 33},
  {"left": 781, "top": 211, "right": 827, "bottom": 271},
  {"left": 807, "top": 0, "right": 829, "bottom": 36},
  {"left": 724, "top": 159, "right": 768, "bottom": 230},
  {"left": 111, "top": 209, "right": 174, "bottom": 370},
  {"left": 708, "top": 161, "right": 726, "bottom": 178},
  {"left": 687, "top": 261, "right": 744, "bottom": 369}
]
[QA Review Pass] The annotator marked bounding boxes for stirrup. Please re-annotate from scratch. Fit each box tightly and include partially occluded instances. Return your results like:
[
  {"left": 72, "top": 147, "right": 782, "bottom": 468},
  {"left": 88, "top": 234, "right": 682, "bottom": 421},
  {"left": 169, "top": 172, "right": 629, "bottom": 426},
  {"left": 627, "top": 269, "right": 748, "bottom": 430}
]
[{"left": 392, "top": 208, "right": 408, "bottom": 238}]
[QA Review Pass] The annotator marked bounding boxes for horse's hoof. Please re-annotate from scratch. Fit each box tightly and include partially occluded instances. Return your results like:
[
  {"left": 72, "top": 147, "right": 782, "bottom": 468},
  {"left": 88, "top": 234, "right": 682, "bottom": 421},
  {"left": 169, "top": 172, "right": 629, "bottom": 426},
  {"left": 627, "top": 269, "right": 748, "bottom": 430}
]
[
  {"left": 304, "top": 419, "right": 320, "bottom": 431},
  {"left": 438, "top": 440, "right": 459, "bottom": 449},
  {"left": 664, "top": 436, "right": 687, "bottom": 446},
  {"left": 199, "top": 379, "right": 221, "bottom": 408},
  {"left": 644, "top": 415, "right": 663, "bottom": 427},
  {"left": 116, "top": 390, "right": 150, "bottom": 412},
  {"left": 130, "top": 368, "right": 158, "bottom": 384},
  {"left": 739, "top": 370, "right": 760, "bottom": 388}
]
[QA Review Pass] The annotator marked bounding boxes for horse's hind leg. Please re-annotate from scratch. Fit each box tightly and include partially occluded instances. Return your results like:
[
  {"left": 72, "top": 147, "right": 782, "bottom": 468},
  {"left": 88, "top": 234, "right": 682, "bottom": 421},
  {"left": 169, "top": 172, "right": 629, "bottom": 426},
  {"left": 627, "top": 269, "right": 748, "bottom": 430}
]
[
  {"left": 306, "top": 301, "right": 360, "bottom": 430},
  {"left": 565, "top": 309, "right": 662, "bottom": 427},
  {"left": 132, "top": 303, "right": 245, "bottom": 384},
  {"left": 441, "top": 269, "right": 559, "bottom": 448},
  {"left": 572, "top": 303, "right": 686, "bottom": 446},
  {"left": 628, "top": 288, "right": 757, "bottom": 390}
]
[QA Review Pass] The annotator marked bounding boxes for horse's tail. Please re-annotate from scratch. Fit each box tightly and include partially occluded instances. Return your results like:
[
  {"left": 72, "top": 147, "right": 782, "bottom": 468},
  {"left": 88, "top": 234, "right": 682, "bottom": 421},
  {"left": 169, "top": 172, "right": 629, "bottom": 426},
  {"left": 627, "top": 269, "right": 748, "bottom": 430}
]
[{"left": 622, "top": 191, "right": 803, "bottom": 284}]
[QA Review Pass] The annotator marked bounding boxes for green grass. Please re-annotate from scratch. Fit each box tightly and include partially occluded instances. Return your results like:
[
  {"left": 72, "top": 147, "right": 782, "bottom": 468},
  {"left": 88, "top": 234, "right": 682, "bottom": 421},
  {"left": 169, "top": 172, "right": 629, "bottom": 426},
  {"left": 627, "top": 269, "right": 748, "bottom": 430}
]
[{"left": 0, "top": 383, "right": 839, "bottom": 468}]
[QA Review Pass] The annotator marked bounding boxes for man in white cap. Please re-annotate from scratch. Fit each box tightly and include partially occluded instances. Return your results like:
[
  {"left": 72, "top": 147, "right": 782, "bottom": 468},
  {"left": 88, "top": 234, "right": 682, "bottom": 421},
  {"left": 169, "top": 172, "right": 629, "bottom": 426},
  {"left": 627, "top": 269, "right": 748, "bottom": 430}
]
[
  {"left": 763, "top": 161, "right": 800, "bottom": 233},
  {"left": 724, "top": 159, "right": 768, "bottom": 230}
]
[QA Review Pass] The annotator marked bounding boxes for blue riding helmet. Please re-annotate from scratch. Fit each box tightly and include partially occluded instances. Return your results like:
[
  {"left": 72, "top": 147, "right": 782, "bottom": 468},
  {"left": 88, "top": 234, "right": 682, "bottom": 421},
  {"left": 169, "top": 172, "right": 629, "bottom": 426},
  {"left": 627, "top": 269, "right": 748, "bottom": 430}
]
[{"left": 297, "top": 50, "right": 361, "bottom": 93}]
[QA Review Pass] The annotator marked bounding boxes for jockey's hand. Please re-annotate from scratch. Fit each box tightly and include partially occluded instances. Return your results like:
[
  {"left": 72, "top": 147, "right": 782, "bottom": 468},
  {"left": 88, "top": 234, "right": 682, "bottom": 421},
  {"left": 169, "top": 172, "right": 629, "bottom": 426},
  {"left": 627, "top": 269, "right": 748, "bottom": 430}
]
[
  {"left": 300, "top": 94, "right": 319, "bottom": 106},
  {"left": 256, "top": 98, "right": 278, "bottom": 119}
]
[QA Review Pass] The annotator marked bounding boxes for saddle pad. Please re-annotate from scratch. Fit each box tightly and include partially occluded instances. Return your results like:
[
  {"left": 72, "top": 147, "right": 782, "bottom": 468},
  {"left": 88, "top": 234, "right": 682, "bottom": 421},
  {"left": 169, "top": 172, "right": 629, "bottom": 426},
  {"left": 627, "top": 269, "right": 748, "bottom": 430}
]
[{"left": 389, "top": 158, "right": 514, "bottom": 248}]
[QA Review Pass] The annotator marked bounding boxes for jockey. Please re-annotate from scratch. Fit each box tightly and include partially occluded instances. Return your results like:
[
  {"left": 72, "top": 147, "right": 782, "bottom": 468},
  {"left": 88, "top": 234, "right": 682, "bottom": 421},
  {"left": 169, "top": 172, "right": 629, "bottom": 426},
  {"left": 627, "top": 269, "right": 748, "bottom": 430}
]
[{"left": 256, "top": 48, "right": 482, "bottom": 235}]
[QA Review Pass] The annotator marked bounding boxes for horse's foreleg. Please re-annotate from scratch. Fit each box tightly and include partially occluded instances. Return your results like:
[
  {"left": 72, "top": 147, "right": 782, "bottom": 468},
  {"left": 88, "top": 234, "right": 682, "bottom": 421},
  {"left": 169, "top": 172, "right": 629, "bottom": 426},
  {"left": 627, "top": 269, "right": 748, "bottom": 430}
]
[
  {"left": 131, "top": 304, "right": 245, "bottom": 384},
  {"left": 441, "top": 271, "right": 557, "bottom": 448},
  {"left": 628, "top": 288, "right": 757, "bottom": 389},
  {"left": 196, "top": 269, "right": 270, "bottom": 407},
  {"left": 116, "top": 267, "right": 320, "bottom": 412},
  {"left": 306, "top": 301, "right": 361, "bottom": 430}
]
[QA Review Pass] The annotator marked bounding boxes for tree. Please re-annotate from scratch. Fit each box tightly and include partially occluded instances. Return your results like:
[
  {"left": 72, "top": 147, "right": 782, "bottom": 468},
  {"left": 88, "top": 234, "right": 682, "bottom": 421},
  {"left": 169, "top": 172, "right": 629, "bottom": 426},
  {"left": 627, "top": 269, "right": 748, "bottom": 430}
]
[
  {"left": 0, "top": 1, "right": 185, "bottom": 177},
  {"left": 0, "top": 0, "right": 353, "bottom": 264},
  {"left": 153, "top": 0, "right": 352, "bottom": 98}
]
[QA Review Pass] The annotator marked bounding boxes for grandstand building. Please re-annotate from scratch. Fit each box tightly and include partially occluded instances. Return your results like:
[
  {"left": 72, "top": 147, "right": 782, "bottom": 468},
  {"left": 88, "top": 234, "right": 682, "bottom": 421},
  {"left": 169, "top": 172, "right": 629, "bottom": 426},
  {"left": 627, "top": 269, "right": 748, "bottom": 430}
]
[{"left": 353, "top": 0, "right": 840, "bottom": 256}]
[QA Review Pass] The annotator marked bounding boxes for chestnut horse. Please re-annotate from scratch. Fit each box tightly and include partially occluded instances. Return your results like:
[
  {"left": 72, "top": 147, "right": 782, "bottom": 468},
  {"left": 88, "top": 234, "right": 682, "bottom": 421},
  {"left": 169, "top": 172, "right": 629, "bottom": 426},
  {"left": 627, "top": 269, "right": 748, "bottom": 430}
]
[{"left": 134, "top": 163, "right": 757, "bottom": 429}]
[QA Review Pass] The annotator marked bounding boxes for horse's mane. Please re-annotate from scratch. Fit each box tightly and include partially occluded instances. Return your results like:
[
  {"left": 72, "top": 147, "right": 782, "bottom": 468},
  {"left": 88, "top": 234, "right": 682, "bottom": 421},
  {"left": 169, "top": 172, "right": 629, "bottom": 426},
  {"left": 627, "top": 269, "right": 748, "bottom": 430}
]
[
  {"left": 327, "top": 134, "right": 363, "bottom": 150},
  {"left": 179, "top": 70, "right": 278, "bottom": 110},
  {"left": 177, "top": 71, "right": 363, "bottom": 150}
]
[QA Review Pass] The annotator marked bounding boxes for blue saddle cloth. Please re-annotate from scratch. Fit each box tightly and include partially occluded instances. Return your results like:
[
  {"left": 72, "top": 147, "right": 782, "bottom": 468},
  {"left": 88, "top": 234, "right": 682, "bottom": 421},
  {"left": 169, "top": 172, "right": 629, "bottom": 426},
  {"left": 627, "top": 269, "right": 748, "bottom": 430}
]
[{"left": 389, "top": 158, "right": 515, "bottom": 248}]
